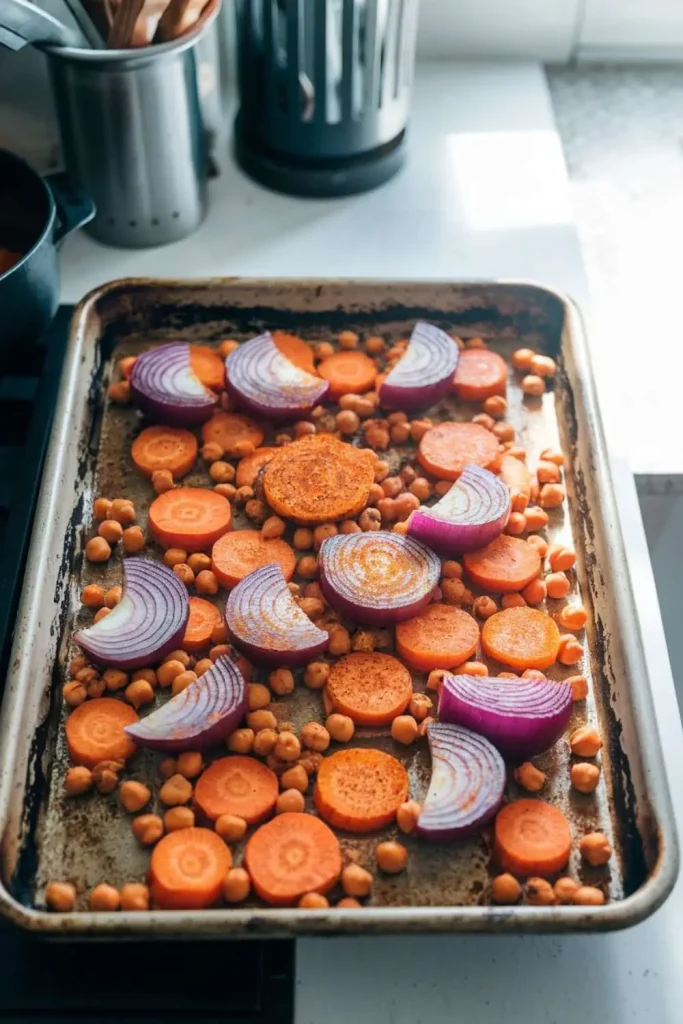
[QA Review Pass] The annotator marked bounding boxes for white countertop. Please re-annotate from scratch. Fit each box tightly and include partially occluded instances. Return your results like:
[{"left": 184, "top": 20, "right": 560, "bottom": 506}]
[{"left": 60, "top": 61, "right": 683, "bottom": 1024}]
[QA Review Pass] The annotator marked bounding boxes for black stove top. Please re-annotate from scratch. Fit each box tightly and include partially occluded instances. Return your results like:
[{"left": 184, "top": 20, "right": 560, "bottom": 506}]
[{"left": 0, "top": 309, "right": 294, "bottom": 1024}]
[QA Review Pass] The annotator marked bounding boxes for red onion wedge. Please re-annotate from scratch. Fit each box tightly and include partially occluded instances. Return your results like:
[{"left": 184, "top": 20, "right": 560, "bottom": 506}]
[
  {"left": 124, "top": 656, "right": 248, "bottom": 753},
  {"left": 130, "top": 343, "right": 218, "bottom": 425},
  {"left": 439, "top": 673, "right": 573, "bottom": 760},
  {"left": 75, "top": 558, "right": 189, "bottom": 670},
  {"left": 417, "top": 722, "right": 505, "bottom": 841},
  {"left": 226, "top": 563, "right": 329, "bottom": 667},
  {"left": 379, "top": 322, "right": 459, "bottom": 411},
  {"left": 408, "top": 463, "right": 511, "bottom": 554},
  {"left": 319, "top": 532, "right": 441, "bottom": 626},
  {"left": 225, "top": 332, "right": 329, "bottom": 421}
]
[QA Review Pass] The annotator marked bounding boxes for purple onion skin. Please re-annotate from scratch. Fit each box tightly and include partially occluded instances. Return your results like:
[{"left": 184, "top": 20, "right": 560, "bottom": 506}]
[
  {"left": 124, "top": 657, "right": 248, "bottom": 753},
  {"left": 407, "top": 464, "right": 511, "bottom": 555},
  {"left": 416, "top": 722, "right": 506, "bottom": 842},
  {"left": 75, "top": 558, "right": 189, "bottom": 671},
  {"left": 225, "top": 378, "right": 329, "bottom": 424},
  {"left": 225, "top": 333, "right": 330, "bottom": 423},
  {"left": 228, "top": 632, "right": 328, "bottom": 669},
  {"left": 379, "top": 378, "right": 454, "bottom": 413},
  {"left": 129, "top": 344, "right": 217, "bottom": 425},
  {"left": 318, "top": 562, "right": 435, "bottom": 626},
  {"left": 439, "top": 674, "right": 573, "bottom": 760},
  {"left": 378, "top": 322, "right": 460, "bottom": 412}
]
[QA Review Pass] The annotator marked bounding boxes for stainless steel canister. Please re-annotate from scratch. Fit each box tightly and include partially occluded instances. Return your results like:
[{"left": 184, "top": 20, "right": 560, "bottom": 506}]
[{"left": 46, "top": 7, "right": 220, "bottom": 248}]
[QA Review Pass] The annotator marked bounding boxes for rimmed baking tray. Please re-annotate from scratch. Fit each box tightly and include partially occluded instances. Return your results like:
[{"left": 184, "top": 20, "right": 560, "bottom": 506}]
[{"left": 0, "top": 278, "right": 677, "bottom": 936}]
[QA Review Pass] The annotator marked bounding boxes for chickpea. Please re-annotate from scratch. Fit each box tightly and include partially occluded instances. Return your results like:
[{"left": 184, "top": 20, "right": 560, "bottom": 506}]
[
  {"left": 193, "top": 569, "right": 218, "bottom": 596},
  {"left": 390, "top": 422, "right": 411, "bottom": 445},
  {"left": 554, "top": 877, "right": 579, "bottom": 904},
  {"left": 572, "top": 885, "right": 605, "bottom": 906},
  {"left": 326, "top": 713, "right": 355, "bottom": 743},
  {"left": 527, "top": 534, "right": 548, "bottom": 558},
  {"left": 391, "top": 715, "right": 418, "bottom": 745},
  {"left": 274, "top": 732, "right": 301, "bottom": 763},
  {"left": 63, "top": 680, "right": 88, "bottom": 707},
  {"left": 110, "top": 499, "right": 136, "bottom": 525},
  {"left": 227, "top": 728, "right": 255, "bottom": 754},
  {"left": 172, "top": 563, "right": 195, "bottom": 587},
  {"left": 458, "top": 661, "right": 488, "bottom": 676},
  {"left": 151, "top": 469, "right": 174, "bottom": 495},
  {"left": 375, "top": 841, "right": 408, "bottom": 875},
  {"left": 46, "top": 881, "right": 76, "bottom": 912},
  {"left": 379, "top": 476, "right": 400, "bottom": 500},
  {"left": 523, "top": 506, "right": 549, "bottom": 532},
  {"left": 247, "top": 683, "right": 270, "bottom": 711},
  {"left": 298, "top": 752, "right": 324, "bottom": 777},
  {"left": 472, "top": 413, "right": 495, "bottom": 431},
  {"left": 297, "top": 555, "right": 319, "bottom": 578},
  {"left": 69, "top": 654, "right": 88, "bottom": 676},
  {"left": 117, "top": 780, "right": 151, "bottom": 815},
  {"left": 214, "top": 483, "right": 236, "bottom": 501},
  {"left": 131, "top": 813, "right": 164, "bottom": 845},
  {"left": 570, "top": 725, "right": 602, "bottom": 757},
  {"left": 64, "top": 766, "right": 93, "bottom": 796},
  {"left": 118, "top": 882, "right": 149, "bottom": 912},
  {"left": 337, "top": 897, "right": 362, "bottom": 908},
  {"left": 290, "top": 529, "right": 313, "bottom": 554},
  {"left": 335, "top": 330, "right": 357, "bottom": 349},
  {"left": 512, "top": 348, "right": 534, "bottom": 371},
  {"left": 336, "top": 410, "right": 360, "bottom": 435},
  {"left": 524, "top": 878, "right": 555, "bottom": 906},
  {"left": 162, "top": 550, "right": 186, "bottom": 571},
  {"left": 327, "top": 626, "right": 351, "bottom": 656},
  {"left": 220, "top": 338, "right": 239, "bottom": 358},
  {"left": 159, "top": 773, "right": 193, "bottom": 807},
  {"left": 539, "top": 483, "right": 565, "bottom": 509},
  {"left": 442, "top": 578, "right": 473, "bottom": 606},
  {"left": 357, "top": 508, "right": 380, "bottom": 532},
  {"left": 107, "top": 381, "right": 130, "bottom": 403},
  {"left": 571, "top": 762, "right": 601, "bottom": 794},
  {"left": 404, "top": 693, "right": 431, "bottom": 722},
  {"left": 265, "top": 667, "right": 292, "bottom": 697},
  {"left": 506, "top": 512, "right": 527, "bottom": 536},
  {"left": 514, "top": 762, "right": 546, "bottom": 792},
  {"left": 297, "top": 892, "right": 328, "bottom": 908},
  {"left": 546, "top": 571, "right": 570, "bottom": 599},
  {"left": 234, "top": 486, "right": 255, "bottom": 506},
  {"left": 407, "top": 419, "right": 430, "bottom": 443},
  {"left": 85, "top": 536, "right": 111, "bottom": 563},
  {"left": 99, "top": 670, "right": 126, "bottom": 696},
  {"left": 530, "top": 354, "right": 557, "bottom": 378},
  {"left": 568, "top": 674, "right": 589, "bottom": 701},
  {"left": 120, "top": 527, "right": 146, "bottom": 558},
  {"left": 159, "top": 758, "right": 177, "bottom": 779},
  {"left": 393, "top": 493, "right": 419, "bottom": 523},
  {"left": 491, "top": 873, "right": 522, "bottom": 904},
  {"left": 247, "top": 709, "right": 278, "bottom": 732},
  {"left": 521, "top": 578, "right": 547, "bottom": 606},
  {"left": 153, "top": 660, "right": 183, "bottom": 689},
  {"left": 493, "top": 422, "right": 515, "bottom": 443},
  {"left": 173, "top": 751, "right": 202, "bottom": 780},
  {"left": 209, "top": 644, "right": 230, "bottom": 664},
  {"left": 252, "top": 728, "right": 278, "bottom": 756},
  {"left": 163, "top": 807, "right": 195, "bottom": 833},
  {"left": 521, "top": 669, "right": 546, "bottom": 681},
  {"left": 426, "top": 669, "right": 446, "bottom": 693},
  {"left": 434, "top": 481, "right": 452, "bottom": 498},
  {"left": 407, "top": 477, "right": 431, "bottom": 503},
  {"left": 351, "top": 630, "right": 376, "bottom": 653},
  {"left": 340, "top": 864, "right": 372, "bottom": 898},
  {"left": 537, "top": 460, "right": 561, "bottom": 485},
  {"left": 548, "top": 545, "right": 576, "bottom": 572},
  {"left": 558, "top": 635, "right": 584, "bottom": 666},
  {"left": 393, "top": 800, "right": 419, "bottom": 835},
  {"left": 279, "top": 765, "right": 308, "bottom": 795},
  {"left": 215, "top": 813, "right": 247, "bottom": 842},
  {"left": 94, "top": 607, "right": 112, "bottom": 623},
  {"left": 376, "top": 497, "right": 396, "bottom": 524},
  {"left": 93, "top": 497, "right": 112, "bottom": 520},
  {"left": 522, "top": 374, "right": 545, "bottom": 397},
  {"left": 510, "top": 488, "right": 529, "bottom": 514},
  {"left": 207, "top": 461, "right": 233, "bottom": 485},
  {"left": 558, "top": 603, "right": 587, "bottom": 631},
  {"left": 481, "top": 395, "right": 506, "bottom": 419},
  {"left": 339, "top": 519, "right": 361, "bottom": 535},
  {"left": 298, "top": 723, "right": 328, "bottom": 754},
  {"left": 201, "top": 441, "right": 225, "bottom": 463},
  {"left": 81, "top": 584, "right": 105, "bottom": 609},
  {"left": 362, "top": 334, "right": 384, "bottom": 355},
  {"left": 89, "top": 883, "right": 121, "bottom": 912},
  {"left": 223, "top": 867, "right": 251, "bottom": 903}
]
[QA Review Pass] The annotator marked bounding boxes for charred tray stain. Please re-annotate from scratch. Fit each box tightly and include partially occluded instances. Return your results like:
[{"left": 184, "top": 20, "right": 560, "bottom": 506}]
[{"left": 0, "top": 279, "right": 676, "bottom": 936}]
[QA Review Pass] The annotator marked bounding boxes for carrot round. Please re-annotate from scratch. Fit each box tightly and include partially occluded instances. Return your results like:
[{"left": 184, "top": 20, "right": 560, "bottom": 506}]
[
  {"left": 317, "top": 351, "right": 377, "bottom": 398},
  {"left": 482, "top": 607, "right": 561, "bottom": 670},
  {"left": 150, "top": 827, "right": 232, "bottom": 909},
  {"left": 326, "top": 652, "right": 413, "bottom": 726},
  {"left": 211, "top": 530, "right": 296, "bottom": 588},
  {"left": 244, "top": 812, "right": 342, "bottom": 906},
  {"left": 131, "top": 425, "right": 198, "bottom": 479},
  {"left": 272, "top": 331, "right": 316, "bottom": 374},
  {"left": 395, "top": 604, "right": 479, "bottom": 671},
  {"left": 183, "top": 596, "right": 222, "bottom": 652},
  {"left": 194, "top": 755, "right": 278, "bottom": 824},
  {"left": 494, "top": 799, "right": 572, "bottom": 876},
  {"left": 189, "top": 346, "right": 225, "bottom": 392},
  {"left": 452, "top": 349, "right": 507, "bottom": 401},
  {"left": 463, "top": 535, "right": 541, "bottom": 593},
  {"left": 235, "top": 447, "right": 277, "bottom": 488},
  {"left": 263, "top": 435, "right": 375, "bottom": 524},
  {"left": 201, "top": 411, "right": 265, "bottom": 455},
  {"left": 65, "top": 697, "right": 138, "bottom": 769},
  {"left": 149, "top": 487, "right": 232, "bottom": 552},
  {"left": 314, "top": 748, "right": 409, "bottom": 833},
  {"left": 418, "top": 422, "right": 500, "bottom": 480}
]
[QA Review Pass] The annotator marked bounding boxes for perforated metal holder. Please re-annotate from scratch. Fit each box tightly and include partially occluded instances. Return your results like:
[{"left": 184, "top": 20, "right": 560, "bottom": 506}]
[{"left": 234, "top": 0, "right": 419, "bottom": 196}]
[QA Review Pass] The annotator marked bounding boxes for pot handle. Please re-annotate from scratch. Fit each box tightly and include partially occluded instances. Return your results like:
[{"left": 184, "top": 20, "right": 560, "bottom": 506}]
[{"left": 45, "top": 173, "right": 96, "bottom": 244}]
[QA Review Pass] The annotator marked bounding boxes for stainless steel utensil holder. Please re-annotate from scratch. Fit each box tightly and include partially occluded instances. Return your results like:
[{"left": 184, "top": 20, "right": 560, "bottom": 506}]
[
  {"left": 47, "top": 10, "right": 220, "bottom": 248},
  {"left": 234, "top": 0, "right": 420, "bottom": 197}
]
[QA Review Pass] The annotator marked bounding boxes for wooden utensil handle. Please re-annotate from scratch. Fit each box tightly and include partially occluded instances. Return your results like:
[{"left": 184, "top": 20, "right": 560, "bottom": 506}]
[
  {"left": 108, "top": 0, "right": 146, "bottom": 47},
  {"left": 154, "top": 0, "right": 206, "bottom": 43}
]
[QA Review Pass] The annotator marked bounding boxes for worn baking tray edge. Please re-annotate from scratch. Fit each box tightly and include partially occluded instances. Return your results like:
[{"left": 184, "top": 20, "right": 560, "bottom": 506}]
[{"left": 0, "top": 276, "right": 677, "bottom": 937}]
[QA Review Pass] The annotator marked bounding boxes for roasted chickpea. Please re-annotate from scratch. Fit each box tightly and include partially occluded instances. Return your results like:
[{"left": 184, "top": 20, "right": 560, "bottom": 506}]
[
  {"left": 326, "top": 713, "right": 354, "bottom": 743},
  {"left": 247, "top": 709, "right": 278, "bottom": 732},
  {"left": 391, "top": 715, "right": 418, "bottom": 745},
  {"left": 512, "top": 348, "right": 534, "bottom": 371},
  {"left": 85, "top": 536, "right": 111, "bottom": 562},
  {"left": 252, "top": 728, "right": 278, "bottom": 757},
  {"left": 159, "top": 773, "right": 193, "bottom": 807},
  {"left": 426, "top": 669, "right": 446, "bottom": 693},
  {"left": 223, "top": 867, "right": 251, "bottom": 903},
  {"left": 554, "top": 877, "right": 579, "bottom": 904},
  {"left": 63, "top": 680, "right": 88, "bottom": 707},
  {"left": 152, "top": 470, "right": 174, "bottom": 495},
  {"left": 89, "top": 884, "right": 121, "bottom": 911},
  {"left": 215, "top": 813, "right": 247, "bottom": 842},
  {"left": 571, "top": 886, "right": 605, "bottom": 906},
  {"left": 327, "top": 626, "right": 351, "bottom": 656},
  {"left": 278, "top": 782, "right": 307, "bottom": 810},
  {"left": 119, "top": 883, "right": 149, "bottom": 911},
  {"left": 172, "top": 563, "right": 195, "bottom": 587},
  {"left": 571, "top": 762, "right": 601, "bottom": 793},
  {"left": 558, "top": 635, "right": 584, "bottom": 666},
  {"left": 268, "top": 667, "right": 295, "bottom": 696},
  {"left": 93, "top": 497, "right": 112, "bottom": 520},
  {"left": 568, "top": 674, "right": 589, "bottom": 701},
  {"left": 300, "top": 722, "right": 330, "bottom": 752},
  {"left": 514, "top": 762, "right": 546, "bottom": 792},
  {"left": 164, "top": 807, "right": 195, "bottom": 832},
  {"left": 524, "top": 878, "right": 555, "bottom": 906},
  {"left": 570, "top": 726, "right": 602, "bottom": 757},
  {"left": 341, "top": 864, "right": 372, "bottom": 898},
  {"left": 107, "top": 381, "right": 130, "bottom": 404},
  {"left": 46, "top": 881, "right": 76, "bottom": 912},
  {"left": 247, "top": 683, "right": 271, "bottom": 711},
  {"left": 118, "top": 780, "right": 151, "bottom": 814},
  {"left": 297, "top": 555, "right": 319, "bottom": 578},
  {"left": 176, "top": 751, "right": 203, "bottom": 779},
  {"left": 522, "top": 374, "right": 545, "bottom": 397},
  {"left": 274, "top": 732, "right": 301, "bottom": 763},
  {"left": 530, "top": 354, "right": 557, "bottom": 378},
  {"left": 579, "top": 832, "right": 612, "bottom": 866},
  {"left": 81, "top": 584, "right": 105, "bottom": 609},
  {"left": 545, "top": 571, "right": 570, "bottom": 599},
  {"left": 375, "top": 841, "right": 408, "bottom": 874},
  {"left": 163, "top": 548, "right": 188, "bottom": 569},
  {"left": 93, "top": 607, "right": 111, "bottom": 623},
  {"left": 491, "top": 873, "right": 522, "bottom": 905},
  {"left": 110, "top": 499, "right": 136, "bottom": 525},
  {"left": 132, "top": 814, "right": 164, "bottom": 845},
  {"left": 483, "top": 395, "right": 507, "bottom": 418},
  {"left": 336, "top": 410, "right": 361, "bottom": 435},
  {"left": 395, "top": 800, "right": 421, "bottom": 834},
  {"left": 299, "top": 892, "right": 329, "bottom": 908},
  {"left": 171, "top": 670, "right": 197, "bottom": 696},
  {"left": 226, "top": 728, "right": 255, "bottom": 754},
  {"left": 64, "top": 766, "right": 93, "bottom": 796},
  {"left": 359, "top": 508, "right": 382, "bottom": 531}
]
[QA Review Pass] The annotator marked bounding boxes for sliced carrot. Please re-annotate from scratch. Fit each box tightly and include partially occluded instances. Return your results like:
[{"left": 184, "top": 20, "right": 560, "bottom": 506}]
[
  {"left": 194, "top": 756, "right": 278, "bottom": 824},
  {"left": 499, "top": 454, "right": 532, "bottom": 501},
  {"left": 189, "top": 346, "right": 225, "bottom": 391},
  {"left": 453, "top": 348, "right": 507, "bottom": 401},
  {"left": 235, "top": 447, "right": 278, "bottom": 489},
  {"left": 418, "top": 422, "right": 500, "bottom": 480},
  {"left": 482, "top": 607, "right": 561, "bottom": 670},
  {"left": 272, "top": 331, "right": 316, "bottom": 374},
  {"left": 494, "top": 799, "right": 572, "bottom": 876},
  {"left": 201, "top": 411, "right": 265, "bottom": 456},
  {"left": 463, "top": 535, "right": 541, "bottom": 593},
  {"left": 149, "top": 487, "right": 232, "bottom": 552},
  {"left": 150, "top": 827, "right": 232, "bottom": 909},
  {"left": 395, "top": 604, "right": 479, "bottom": 671},
  {"left": 183, "top": 596, "right": 222, "bottom": 652},
  {"left": 326, "top": 652, "right": 413, "bottom": 726},
  {"left": 263, "top": 435, "right": 375, "bottom": 524},
  {"left": 314, "top": 748, "right": 409, "bottom": 833},
  {"left": 131, "top": 425, "right": 198, "bottom": 479},
  {"left": 244, "top": 812, "right": 342, "bottom": 906},
  {"left": 65, "top": 697, "right": 138, "bottom": 769},
  {"left": 211, "top": 530, "right": 296, "bottom": 588},
  {"left": 317, "top": 351, "right": 377, "bottom": 398}
]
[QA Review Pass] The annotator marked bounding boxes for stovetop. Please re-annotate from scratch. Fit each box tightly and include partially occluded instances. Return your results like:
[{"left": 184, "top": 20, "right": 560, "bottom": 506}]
[{"left": 0, "top": 308, "right": 294, "bottom": 1024}]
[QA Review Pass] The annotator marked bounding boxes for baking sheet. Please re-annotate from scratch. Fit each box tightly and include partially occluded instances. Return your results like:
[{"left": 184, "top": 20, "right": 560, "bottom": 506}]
[{"left": 0, "top": 278, "right": 677, "bottom": 935}]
